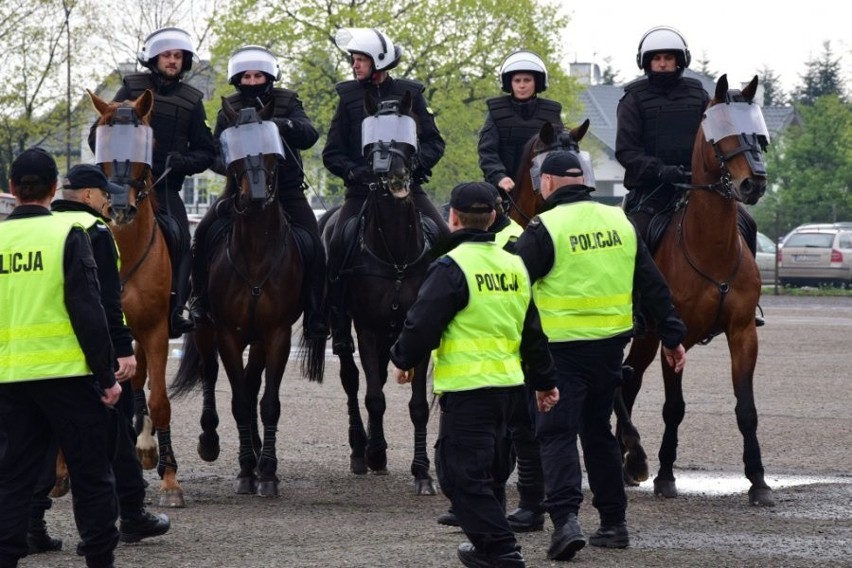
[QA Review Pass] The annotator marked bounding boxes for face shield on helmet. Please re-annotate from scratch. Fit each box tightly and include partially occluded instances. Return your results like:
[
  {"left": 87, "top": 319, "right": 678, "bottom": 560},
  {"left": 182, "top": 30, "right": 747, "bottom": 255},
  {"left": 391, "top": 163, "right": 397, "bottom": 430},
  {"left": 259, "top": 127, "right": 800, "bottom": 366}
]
[
  {"left": 636, "top": 26, "right": 691, "bottom": 72},
  {"left": 334, "top": 28, "right": 403, "bottom": 72},
  {"left": 499, "top": 50, "right": 548, "bottom": 94},
  {"left": 228, "top": 45, "right": 282, "bottom": 85},
  {"left": 137, "top": 27, "right": 196, "bottom": 74}
]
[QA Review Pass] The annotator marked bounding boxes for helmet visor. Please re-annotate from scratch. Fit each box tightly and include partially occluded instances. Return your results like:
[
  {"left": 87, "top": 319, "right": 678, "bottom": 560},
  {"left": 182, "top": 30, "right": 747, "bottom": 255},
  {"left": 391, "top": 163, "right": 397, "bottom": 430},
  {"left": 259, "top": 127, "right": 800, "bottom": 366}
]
[
  {"left": 361, "top": 114, "right": 418, "bottom": 154},
  {"left": 94, "top": 124, "right": 153, "bottom": 166},
  {"left": 220, "top": 121, "right": 285, "bottom": 166},
  {"left": 702, "top": 103, "right": 770, "bottom": 144}
]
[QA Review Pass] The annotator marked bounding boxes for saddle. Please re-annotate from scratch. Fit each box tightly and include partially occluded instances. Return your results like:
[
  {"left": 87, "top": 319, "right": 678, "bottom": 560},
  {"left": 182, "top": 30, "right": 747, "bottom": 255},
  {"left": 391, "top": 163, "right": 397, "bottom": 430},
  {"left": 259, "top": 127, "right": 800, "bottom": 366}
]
[
  {"left": 337, "top": 213, "right": 438, "bottom": 277},
  {"left": 156, "top": 212, "right": 189, "bottom": 258}
]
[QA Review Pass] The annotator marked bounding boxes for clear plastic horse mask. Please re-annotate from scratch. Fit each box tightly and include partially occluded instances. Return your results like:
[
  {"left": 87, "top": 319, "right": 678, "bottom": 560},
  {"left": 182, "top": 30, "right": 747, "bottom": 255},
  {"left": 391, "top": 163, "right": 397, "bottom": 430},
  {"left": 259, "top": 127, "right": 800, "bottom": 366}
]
[
  {"left": 702, "top": 102, "right": 770, "bottom": 145},
  {"left": 219, "top": 121, "right": 285, "bottom": 167},
  {"left": 530, "top": 150, "right": 596, "bottom": 193},
  {"left": 361, "top": 114, "right": 418, "bottom": 173},
  {"left": 94, "top": 124, "right": 153, "bottom": 166}
]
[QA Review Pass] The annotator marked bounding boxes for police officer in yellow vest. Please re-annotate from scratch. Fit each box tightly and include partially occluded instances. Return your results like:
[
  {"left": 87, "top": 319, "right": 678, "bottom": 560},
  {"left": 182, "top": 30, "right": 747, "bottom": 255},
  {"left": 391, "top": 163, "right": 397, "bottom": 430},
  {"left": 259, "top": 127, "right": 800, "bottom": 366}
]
[
  {"left": 0, "top": 148, "right": 122, "bottom": 568},
  {"left": 514, "top": 151, "right": 687, "bottom": 561},
  {"left": 391, "top": 182, "right": 559, "bottom": 568}
]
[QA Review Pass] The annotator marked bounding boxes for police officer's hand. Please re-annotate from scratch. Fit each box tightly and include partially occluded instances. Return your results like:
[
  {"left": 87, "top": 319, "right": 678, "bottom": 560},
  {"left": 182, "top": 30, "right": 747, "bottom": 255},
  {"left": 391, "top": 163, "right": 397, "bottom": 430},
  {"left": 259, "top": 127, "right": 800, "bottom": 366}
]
[
  {"left": 115, "top": 355, "right": 137, "bottom": 382},
  {"left": 393, "top": 366, "right": 413, "bottom": 384},
  {"left": 662, "top": 344, "right": 687, "bottom": 373},
  {"left": 658, "top": 165, "right": 691, "bottom": 185},
  {"left": 166, "top": 152, "right": 187, "bottom": 174},
  {"left": 272, "top": 117, "right": 294, "bottom": 132},
  {"left": 497, "top": 177, "right": 515, "bottom": 193},
  {"left": 101, "top": 382, "right": 122, "bottom": 407},
  {"left": 536, "top": 387, "right": 559, "bottom": 413},
  {"left": 348, "top": 165, "right": 373, "bottom": 184}
]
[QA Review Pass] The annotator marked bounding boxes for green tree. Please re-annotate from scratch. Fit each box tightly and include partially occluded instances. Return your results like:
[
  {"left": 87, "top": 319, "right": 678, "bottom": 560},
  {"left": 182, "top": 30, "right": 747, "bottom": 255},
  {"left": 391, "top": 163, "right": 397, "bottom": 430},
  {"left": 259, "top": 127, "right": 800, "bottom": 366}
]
[
  {"left": 756, "top": 65, "right": 786, "bottom": 106},
  {"left": 753, "top": 95, "right": 851, "bottom": 236},
  {"left": 600, "top": 56, "right": 620, "bottom": 86},
  {"left": 208, "top": 0, "right": 582, "bottom": 202},
  {"left": 792, "top": 41, "right": 847, "bottom": 106},
  {"left": 694, "top": 52, "right": 716, "bottom": 80}
]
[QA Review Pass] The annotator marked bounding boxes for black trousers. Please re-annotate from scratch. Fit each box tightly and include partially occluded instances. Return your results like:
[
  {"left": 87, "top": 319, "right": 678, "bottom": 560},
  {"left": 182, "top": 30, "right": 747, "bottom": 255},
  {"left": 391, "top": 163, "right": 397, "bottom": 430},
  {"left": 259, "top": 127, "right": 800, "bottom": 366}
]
[
  {"left": 435, "top": 387, "right": 522, "bottom": 558},
  {"left": 0, "top": 378, "right": 118, "bottom": 567},
  {"left": 537, "top": 338, "right": 629, "bottom": 528},
  {"left": 506, "top": 384, "right": 545, "bottom": 512}
]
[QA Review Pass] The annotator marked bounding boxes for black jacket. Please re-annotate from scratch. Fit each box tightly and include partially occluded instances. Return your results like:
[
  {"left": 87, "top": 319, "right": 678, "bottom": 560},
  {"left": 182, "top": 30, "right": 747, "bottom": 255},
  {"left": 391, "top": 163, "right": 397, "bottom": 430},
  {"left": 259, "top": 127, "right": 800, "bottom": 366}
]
[
  {"left": 6, "top": 206, "right": 117, "bottom": 389},
  {"left": 322, "top": 76, "right": 444, "bottom": 193},
  {"left": 513, "top": 188, "right": 687, "bottom": 348},
  {"left": 390, "top": 229, "right": 556, "bottom": 391},
  {"left": 51, "top": 200, "right": 134, "bottom": 359}
]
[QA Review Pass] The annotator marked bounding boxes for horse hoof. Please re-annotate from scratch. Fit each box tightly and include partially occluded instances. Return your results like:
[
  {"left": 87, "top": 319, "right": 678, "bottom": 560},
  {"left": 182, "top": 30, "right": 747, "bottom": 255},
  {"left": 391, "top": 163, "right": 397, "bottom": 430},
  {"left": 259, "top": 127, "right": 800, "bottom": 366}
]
[
  {"left": 197, "top": 432, "right": 220, "bottom": 462},
  {"left": 257, "top": 480, "right": 279, "bottom": 497},
  {"left": 653, "top": 477, "right": 678, "bottom": 498},
  {"left": 624, "top": 450, "right": 649, "bottom": 483},
  {"left": 622, "top": 471, "right": 641, "bottom": 488},
  {"left": 138, "top": 448, "right": 158, "bottom": 471},
  {"left": 158, "top": 488, "right": 186, "bottom": 508},
  {"left": 748, "top": 486, "right": 775, "bottom": 507},
  {"left": 414, "top": 479, "right": 436, "bottom": 496},
  {"left": 50, "top": 477, "right": 70, "bottom": 498},
  {"left": 350, "top": 456, "right": 367, "bottom": 475},
  {"left": 369, "top": 468, "right": 389, "bottom": 476},
  {"left": 366, "top": 451, "right": 387, "bottom": 473},
  {"left": 234, "top": 476, "right": 258, "bottom": 495}
]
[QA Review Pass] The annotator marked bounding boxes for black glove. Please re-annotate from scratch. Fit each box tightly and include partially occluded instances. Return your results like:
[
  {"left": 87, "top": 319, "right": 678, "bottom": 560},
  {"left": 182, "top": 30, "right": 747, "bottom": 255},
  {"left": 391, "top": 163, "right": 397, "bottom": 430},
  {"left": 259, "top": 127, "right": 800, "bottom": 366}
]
[
  {"left": 658, "top": 165, "right": 690, "bottom": 185},
  {"left": 166, "top": 152, "right": 187, "bottom": 174},
  {"left": 347, "top": 165, "right": 372, "bottom": 184},
  {"left": 412, "top": 166, "right": 431, "bottom": 185},
  {"left": 272, "top": 117, "right": 294, "bottom": 131}
]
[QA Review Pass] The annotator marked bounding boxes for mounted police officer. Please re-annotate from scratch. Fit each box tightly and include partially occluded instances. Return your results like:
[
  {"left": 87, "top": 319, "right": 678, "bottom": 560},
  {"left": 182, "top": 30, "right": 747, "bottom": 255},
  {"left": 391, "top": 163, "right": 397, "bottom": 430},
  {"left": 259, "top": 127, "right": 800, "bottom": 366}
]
[
  {"left": 616, "top": 25, "right": 763, "bottom": 325},
  {"left": 89, "top": 26, "right": 216, "bottom": 337},
  {"left": 514, "top": 150, "right": 687, "bottom": 561},
  {"left": 479, "top": 50, "right": 563, "bottom": 201},
  {"left": 323, "top": 27, "right": 449, "bottom": 354},
  {"left": 188, "top": 45, "right": 327, "bottom": 340},
  {"left": 391, "top": 182, "right": 558, "bottom": 568}
]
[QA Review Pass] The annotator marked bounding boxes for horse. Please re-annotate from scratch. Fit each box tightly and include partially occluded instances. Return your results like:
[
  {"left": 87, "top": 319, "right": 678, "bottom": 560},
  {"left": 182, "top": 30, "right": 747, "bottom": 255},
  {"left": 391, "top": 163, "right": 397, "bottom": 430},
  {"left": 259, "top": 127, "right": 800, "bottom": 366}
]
[
  {"left": 619, "top": 74, "right": 773, "bottom": 506},
  {"left": 89, "top": 89, "right": 185, "bottom": 507},
  {"left": 320, "top": 91, "right": 437, "bottom": 495},
  {"left": 507, "top": 119, "right": 590, "bottom": 227},
  {"left": 171, "top": 97, "right": 324, "bottom": 497}
]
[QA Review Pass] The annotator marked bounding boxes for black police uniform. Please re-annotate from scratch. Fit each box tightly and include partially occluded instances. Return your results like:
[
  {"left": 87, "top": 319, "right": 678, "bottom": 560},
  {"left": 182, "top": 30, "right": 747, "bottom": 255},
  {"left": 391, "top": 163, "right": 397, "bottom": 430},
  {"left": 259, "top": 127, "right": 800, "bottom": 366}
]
[
  {"left": 514, "top": 186, "right": 686, "bottom": 533},
  {"left": 0, "top": 206, "right": 119, "bottom": 568},
  {"left": 390, "top": 229, "right": 556, "bottom": 562},
  {"left": 478, "top": 95, "right": 562, "bottom": 187},
  {"left": 88, "top": 71, "right": 216, "bottom": 336},
  {"left": 191, "top": 86, "right": 327, "bottom": 336}
]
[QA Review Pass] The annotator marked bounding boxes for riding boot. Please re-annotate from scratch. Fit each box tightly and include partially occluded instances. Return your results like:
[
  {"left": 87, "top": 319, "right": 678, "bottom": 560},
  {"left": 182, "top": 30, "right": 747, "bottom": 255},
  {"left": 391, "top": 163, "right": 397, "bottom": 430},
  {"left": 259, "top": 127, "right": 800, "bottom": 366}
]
[
  {"left": 736, "top": 206, "right": 765, "bottom": 327},
  {"left": 327, "top": 276, "right": 354, "bottom": 355},
  {"left": 169, "top": 250, "right": 195, "bottom": 338},
  {"left": 302, "top": 235, "right": 329, "bottom": 340}
]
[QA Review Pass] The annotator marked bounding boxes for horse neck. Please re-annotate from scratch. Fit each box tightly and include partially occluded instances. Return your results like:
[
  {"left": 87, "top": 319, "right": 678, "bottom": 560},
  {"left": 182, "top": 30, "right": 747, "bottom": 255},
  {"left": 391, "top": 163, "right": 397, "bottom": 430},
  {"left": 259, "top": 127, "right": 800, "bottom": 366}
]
[
  {"left": 232, "top": 198, "right": 288, "bottom": 256},
  {"left": 113, "top": 191, "right": 157, "bottom": 264},
  {"left": 684, "top": 150, "right": 740, "bottom": 254},
  {"left": 365, "top": 192, "right": 424, "bottom": 264}
]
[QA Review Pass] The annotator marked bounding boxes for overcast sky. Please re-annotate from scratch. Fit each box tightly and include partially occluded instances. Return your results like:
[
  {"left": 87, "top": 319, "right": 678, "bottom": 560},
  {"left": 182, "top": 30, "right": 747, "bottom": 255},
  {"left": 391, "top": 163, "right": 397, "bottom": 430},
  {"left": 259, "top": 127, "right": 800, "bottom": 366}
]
[{"left": 556, "top": 0, "right": 851, "bottom": 93}]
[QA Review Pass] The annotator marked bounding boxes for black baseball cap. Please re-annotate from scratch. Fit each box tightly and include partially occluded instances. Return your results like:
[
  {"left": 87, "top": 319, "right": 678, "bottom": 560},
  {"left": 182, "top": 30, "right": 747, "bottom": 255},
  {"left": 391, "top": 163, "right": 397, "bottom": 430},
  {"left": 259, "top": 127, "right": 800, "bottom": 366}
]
[
  {"left": 62, "top": 164, "right": 124, "bottom": 195},
  {"left": 541, "top": 151, "right": 584, "bottom": 177},
  {"left": 449, "top": 182, "right": 497, "bottom": 213},
  {"left": 9, "top": 147, "right": 59, "bottom": 185}
]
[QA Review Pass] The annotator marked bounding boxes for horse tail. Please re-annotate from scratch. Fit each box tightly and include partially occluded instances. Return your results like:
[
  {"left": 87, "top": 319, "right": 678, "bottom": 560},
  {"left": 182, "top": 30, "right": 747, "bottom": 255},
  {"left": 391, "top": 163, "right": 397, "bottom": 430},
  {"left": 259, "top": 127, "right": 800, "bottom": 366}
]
[
  {"left": 299, "top": 332, "right": 326, "bottom": 383},
  {"left": 170, "top": 332, "right": 204, "bottom": 398}
]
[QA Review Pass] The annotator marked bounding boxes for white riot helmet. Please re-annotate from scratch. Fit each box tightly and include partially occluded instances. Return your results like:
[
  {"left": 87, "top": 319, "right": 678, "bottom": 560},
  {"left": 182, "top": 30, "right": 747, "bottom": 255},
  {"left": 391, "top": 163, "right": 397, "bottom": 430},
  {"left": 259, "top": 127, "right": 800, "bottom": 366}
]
[
  {"left": 636, "top": 26, "right": 691, "bottom": 72},
  {"left": 499, "top": 50, "right": 548, "bottom": 94},
  {"left": 334, "top": 27, "right": 402, "bottom": 72},
  {"left": 137, "top": 27, "right": 196, "bottom": 75},
  {"left": 228, "top": 46, "right": 282, "bottom": 85}
]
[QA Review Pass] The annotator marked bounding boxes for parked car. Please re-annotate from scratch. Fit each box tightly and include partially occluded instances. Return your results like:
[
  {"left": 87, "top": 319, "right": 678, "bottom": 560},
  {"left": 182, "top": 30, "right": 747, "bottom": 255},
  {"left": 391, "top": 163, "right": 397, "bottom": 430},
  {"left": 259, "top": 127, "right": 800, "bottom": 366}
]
[
  {"left": 778, "top": 222, "right": 852, "bottom": 288},
  {"left": 755, "top": 231, "right": 777, "bottom": 284}
]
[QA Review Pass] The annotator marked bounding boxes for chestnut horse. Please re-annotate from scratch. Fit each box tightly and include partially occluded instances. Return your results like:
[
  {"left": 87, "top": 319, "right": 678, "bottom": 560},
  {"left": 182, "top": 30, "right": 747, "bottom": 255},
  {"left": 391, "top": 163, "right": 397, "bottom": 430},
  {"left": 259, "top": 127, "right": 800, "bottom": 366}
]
[
  {"left": 171, "top": 99, "right": 324, "bottom": 497},
  {"left": 320, "top": 92, "right": 438, "bottom": 495},
  {"left": 619, "top": 75, "right": 773, "bottom": 505},
  {"left": 89, "top": 89, "right": 185, "bottom": 507},
  {"left": 507, "top": 120, "right": 590, "bottom": 227}
]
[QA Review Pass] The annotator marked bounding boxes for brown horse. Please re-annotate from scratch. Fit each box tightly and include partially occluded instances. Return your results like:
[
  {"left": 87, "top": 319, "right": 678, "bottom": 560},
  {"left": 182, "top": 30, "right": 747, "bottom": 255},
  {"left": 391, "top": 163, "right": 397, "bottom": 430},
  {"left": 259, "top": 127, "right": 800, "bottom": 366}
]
[
  {"left": 89, "top": 89, "right": 185, "bottom": 507},
  {"left": 619, "top": 75, "right": 773, "bottom": 505},
  {"left": 171, "top": 98, "right": 324, "bottom": 497},
  {"left": 508, "top": 120, "right": 590, "bottom": 227}
]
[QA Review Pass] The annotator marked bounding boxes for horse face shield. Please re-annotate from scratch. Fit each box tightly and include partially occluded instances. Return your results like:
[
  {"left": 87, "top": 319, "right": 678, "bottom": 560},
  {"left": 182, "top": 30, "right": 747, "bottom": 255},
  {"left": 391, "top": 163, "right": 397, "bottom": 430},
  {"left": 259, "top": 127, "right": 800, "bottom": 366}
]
[
  {"left": 530, "top": 150, "right": 596, "bottom": 193},
  {"left": 362, "top": 110, "right": 418, "bottom": 197},
  {"left": 220, "top": 118, "right": 285, "bottom": 202},
  {"left": 95, "top": 108, "right": 153, "bottom": 219}
]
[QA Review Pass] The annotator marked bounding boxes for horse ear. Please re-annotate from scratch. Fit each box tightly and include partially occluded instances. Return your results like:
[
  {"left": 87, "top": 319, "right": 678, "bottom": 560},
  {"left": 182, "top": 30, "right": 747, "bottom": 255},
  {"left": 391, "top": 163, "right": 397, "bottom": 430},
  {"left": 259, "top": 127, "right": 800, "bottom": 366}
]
[
  {"left": 135, "top": 89, "right": 154, "bottom": 120},
  {"left": 540, "top": 121, "right": 555, "bottom": 144},
  {"left": 715, "top": 74, "right": 729, "bottom": 101},
  {"left": 571, "top": 119, "right": 591, "bottom": 143},
  {"left": 88, "top": 89, "right": 112, "bottom": 117},
  {"left": 400, "top": 91, "right": 413, "bottom": 115},
  {"left": 741, "top": 75, "right": 759, "bottom": 102},
  {"left": 221, "top": 96, "right": 238, "bottom": 124},
  {"left": 364, "top": 91, "right": 378, "bottom": 116}
]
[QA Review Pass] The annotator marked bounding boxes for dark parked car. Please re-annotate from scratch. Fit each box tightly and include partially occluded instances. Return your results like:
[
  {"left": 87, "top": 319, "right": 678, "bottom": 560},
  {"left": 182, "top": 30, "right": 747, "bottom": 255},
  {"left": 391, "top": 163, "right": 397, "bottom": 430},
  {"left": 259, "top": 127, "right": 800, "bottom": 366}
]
[{"left": 778, "top": 223, "right": 852, "bottom": 288}]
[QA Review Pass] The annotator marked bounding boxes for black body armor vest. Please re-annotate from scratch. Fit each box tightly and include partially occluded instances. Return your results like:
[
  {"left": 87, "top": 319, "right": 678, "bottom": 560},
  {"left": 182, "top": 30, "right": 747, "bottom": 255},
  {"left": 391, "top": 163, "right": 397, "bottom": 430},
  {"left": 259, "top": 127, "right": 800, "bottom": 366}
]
[{"left": 486, "top": 96, "right": 562, "bottom": 180}]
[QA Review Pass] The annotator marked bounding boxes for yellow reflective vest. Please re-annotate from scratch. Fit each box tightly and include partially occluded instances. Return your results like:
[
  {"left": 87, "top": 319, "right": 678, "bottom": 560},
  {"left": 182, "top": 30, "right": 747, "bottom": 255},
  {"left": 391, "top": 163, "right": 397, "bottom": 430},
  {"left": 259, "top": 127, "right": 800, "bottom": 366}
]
[
  {"left": 493, "top": 217, "right": 523, "bottom": 250},
  {"left": 0, "top": 216, "right": 91, "bottom": 382},
  {"left": 533, "top": 201, "right": 637, "bottom": 341},
  {"left": 433, "top": 241, "right": 530, "bottom": 393}
]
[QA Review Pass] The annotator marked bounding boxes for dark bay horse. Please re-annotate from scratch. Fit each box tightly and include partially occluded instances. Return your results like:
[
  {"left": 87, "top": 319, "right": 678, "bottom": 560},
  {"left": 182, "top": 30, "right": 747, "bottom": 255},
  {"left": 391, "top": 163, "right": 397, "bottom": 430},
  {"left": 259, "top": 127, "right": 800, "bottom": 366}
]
[
  {"left": 172, "top": 98, "right": 324, "bottom": 497},
  {"left": 619, "top": 75, "right": 773, "bottom": 505},
  {"left": 508, "top": 119, "right": 590, "bottom": 227},
  {"left": 320, "top": 92, "right": 437, "bottom": 495},
  {"left": 89, "top": 89, "right": 185, "bottom": 507}
]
